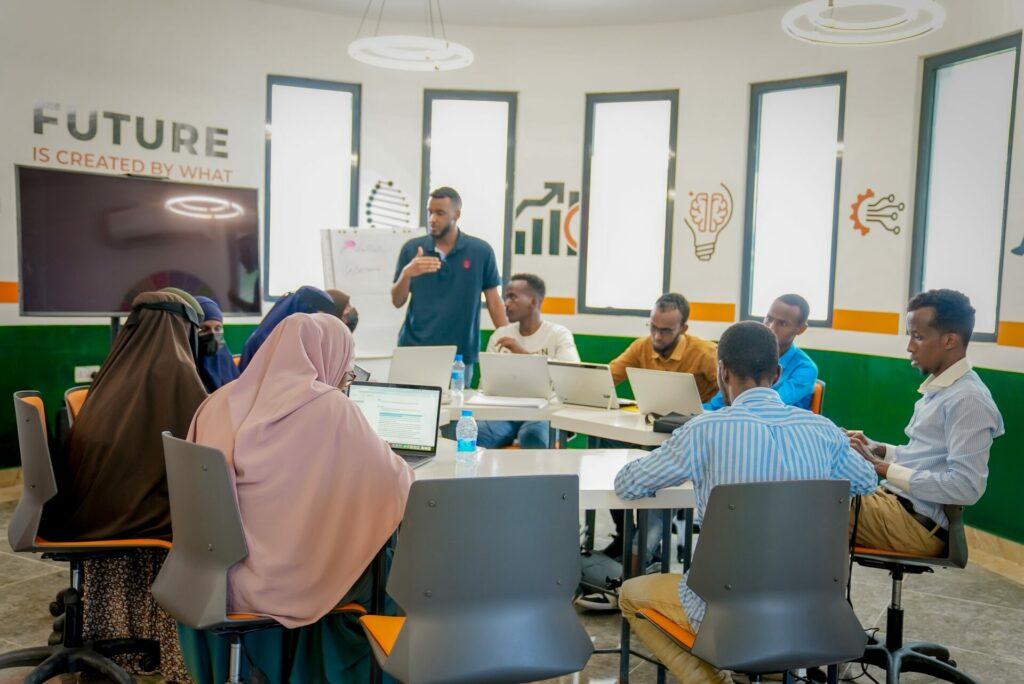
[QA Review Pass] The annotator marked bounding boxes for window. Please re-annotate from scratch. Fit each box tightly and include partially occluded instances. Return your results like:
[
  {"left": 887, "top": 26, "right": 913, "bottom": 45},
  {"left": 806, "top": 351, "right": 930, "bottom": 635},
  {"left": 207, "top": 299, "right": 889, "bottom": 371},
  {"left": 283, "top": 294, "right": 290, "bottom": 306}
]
[
  {"left": 911, "top": 34, "right": 1021, "bottom": 340},
  {"left": 741, "top": 74, "right": 845, "bottom": 325},
  {"left": 579, "top": 91, "right": 677, "bottom": 315},
  {"left": 421, "top": 90, "right": 516, "bottom": 283},
  {"left": 265, "top": 76, "right": 360, "bottom": 299}
]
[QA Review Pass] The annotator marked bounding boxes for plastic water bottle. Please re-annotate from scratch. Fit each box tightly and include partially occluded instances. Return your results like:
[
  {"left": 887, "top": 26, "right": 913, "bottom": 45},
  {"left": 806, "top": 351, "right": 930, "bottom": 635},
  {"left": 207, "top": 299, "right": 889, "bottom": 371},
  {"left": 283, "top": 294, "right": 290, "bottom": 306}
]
[
  {"left": 455, "top": 409, "right": 478, "bottom": 464},
  {"left": 451, "top": 354, "right": 466, "bottom": 406}
]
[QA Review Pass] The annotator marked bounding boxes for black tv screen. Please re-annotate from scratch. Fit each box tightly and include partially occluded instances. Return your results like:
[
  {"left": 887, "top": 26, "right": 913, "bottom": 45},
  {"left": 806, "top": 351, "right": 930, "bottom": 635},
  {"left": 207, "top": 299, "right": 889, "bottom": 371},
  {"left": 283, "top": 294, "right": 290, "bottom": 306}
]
[{"left": 17, "top": 166, "right": 260, "bottom": 316}]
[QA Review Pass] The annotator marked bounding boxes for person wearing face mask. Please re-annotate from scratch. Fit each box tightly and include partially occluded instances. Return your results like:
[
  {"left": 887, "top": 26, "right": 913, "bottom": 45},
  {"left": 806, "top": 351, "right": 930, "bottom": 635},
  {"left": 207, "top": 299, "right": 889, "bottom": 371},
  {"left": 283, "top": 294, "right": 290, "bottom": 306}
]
[
  {"left": 327, "top": 288, "right": 360, "bottom": 333},
  {"left": 194, "top": 295, "right": 241, "bottom": 392}
]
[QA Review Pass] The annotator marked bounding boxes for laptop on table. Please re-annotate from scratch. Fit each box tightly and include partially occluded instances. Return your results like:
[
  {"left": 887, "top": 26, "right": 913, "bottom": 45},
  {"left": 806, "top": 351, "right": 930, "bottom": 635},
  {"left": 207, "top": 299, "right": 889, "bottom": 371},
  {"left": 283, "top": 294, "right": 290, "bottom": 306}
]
[
  {"left": 625, "top": 367, "right": 704, "bottom": 422},
  {"left": 478, "top": 352, "right": 553, "bottom": 399},
  {"left": 346, "top": 381, "right": 442, "bottom": 468},
  {"left": 548, "top": 360, "right": 633, "bottom": 410},
  {"left": 388, "top": 345, "right": 457, "bottom": 390}
]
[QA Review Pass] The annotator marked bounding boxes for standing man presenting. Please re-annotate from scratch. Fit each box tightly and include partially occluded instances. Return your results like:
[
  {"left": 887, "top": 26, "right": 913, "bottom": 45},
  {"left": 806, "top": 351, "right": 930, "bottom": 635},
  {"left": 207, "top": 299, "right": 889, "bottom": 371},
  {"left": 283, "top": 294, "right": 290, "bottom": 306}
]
[{"left": 392, "top": 187, "right": 509, "bottom": 385}]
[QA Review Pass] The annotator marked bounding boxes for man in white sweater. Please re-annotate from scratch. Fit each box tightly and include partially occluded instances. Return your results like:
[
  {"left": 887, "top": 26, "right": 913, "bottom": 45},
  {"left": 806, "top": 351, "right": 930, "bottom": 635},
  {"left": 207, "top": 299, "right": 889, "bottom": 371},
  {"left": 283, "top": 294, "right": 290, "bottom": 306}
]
[{"left": 477, "top": 273, "right": 580, "bottom": 448}]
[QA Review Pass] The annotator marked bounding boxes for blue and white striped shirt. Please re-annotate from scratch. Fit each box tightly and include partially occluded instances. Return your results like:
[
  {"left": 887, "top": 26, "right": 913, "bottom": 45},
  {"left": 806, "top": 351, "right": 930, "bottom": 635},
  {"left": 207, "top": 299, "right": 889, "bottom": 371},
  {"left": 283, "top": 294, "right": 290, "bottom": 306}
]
[
  {"left": 882, "top": 359, "right": 1004, "bottom": 529},
  {"left": 614, "top": 387, "right": 877, "bottom": 628}
]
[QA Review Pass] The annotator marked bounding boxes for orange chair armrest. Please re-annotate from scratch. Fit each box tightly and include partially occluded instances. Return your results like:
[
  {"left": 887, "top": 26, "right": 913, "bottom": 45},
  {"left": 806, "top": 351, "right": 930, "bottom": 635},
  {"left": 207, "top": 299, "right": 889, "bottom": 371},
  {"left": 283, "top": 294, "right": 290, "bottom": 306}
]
[
  {"left": 35, "top": 536, "right": 172, "bottom": 550},
  {"left": 359, "top": 615, "right": 405, "bottom": 657},
  {"left": 635, "top": 608, "right": 696, "bottom": 649},
  {"left": 853, "top": 545, "right": 920, "bottom": 558}
]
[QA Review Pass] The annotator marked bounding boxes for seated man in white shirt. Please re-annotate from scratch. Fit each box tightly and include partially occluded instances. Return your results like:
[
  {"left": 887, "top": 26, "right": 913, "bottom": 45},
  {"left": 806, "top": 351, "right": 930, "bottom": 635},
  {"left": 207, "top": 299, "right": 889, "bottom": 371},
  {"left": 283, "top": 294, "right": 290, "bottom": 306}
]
[
  {"left": 848, "top": 289, "right": 1004, "bottom": 557},
  {"left": 477, "top": 273, "right": 580, "bottom": 449}
]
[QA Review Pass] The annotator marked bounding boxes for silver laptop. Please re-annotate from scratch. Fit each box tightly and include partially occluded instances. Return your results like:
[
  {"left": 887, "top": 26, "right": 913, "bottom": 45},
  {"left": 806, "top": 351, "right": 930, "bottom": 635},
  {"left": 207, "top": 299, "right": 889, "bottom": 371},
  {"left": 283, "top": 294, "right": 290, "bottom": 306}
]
[
  {"left": 549, "top": 360, "right": 628, "bottom": 409},
  {"left": 388, "top": 345, "right": 457, "bottom": 389},
  {"left": 478, "top": 352, "right": 552, "bottom": 399},
  {"left": 346, "top": 381, "right": 441, "bottom": 468},
  {"left": 626, "top": 367, "right": 705, "bottom": 418}
]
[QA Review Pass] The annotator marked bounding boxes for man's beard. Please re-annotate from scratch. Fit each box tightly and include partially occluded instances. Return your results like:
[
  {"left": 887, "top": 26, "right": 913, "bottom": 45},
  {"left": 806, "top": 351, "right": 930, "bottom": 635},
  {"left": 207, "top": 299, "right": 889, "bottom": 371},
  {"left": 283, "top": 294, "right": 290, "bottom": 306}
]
[{"left": 432, "top": 222, "right": 452, "bottom": 240}]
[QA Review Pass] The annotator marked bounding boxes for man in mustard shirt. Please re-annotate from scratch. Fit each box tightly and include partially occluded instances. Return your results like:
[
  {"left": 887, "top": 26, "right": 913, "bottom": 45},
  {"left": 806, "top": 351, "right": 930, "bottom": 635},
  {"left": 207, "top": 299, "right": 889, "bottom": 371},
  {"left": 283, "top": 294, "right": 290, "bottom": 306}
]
[
  {"left": 610, "top": 293, "right": 719, "bottom": 402},
  {"left": 578, "top": 294, "right": 719, "bottom": 611}
]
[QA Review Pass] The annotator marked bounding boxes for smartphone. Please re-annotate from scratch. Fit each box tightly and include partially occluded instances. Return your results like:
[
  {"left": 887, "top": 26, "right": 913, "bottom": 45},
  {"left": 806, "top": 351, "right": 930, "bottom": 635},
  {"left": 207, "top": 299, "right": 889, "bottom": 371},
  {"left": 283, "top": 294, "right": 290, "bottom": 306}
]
[{"left": 423, "top": 249, "right": 442, "bottom": 260}]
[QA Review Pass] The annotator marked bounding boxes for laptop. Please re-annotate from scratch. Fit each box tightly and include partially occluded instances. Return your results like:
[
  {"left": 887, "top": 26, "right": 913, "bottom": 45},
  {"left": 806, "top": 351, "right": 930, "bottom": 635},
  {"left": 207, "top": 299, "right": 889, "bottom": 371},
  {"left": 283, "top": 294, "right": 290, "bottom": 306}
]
[
  {"left": 549, "top": 360, "right": 630, "bottom": 409},
  {"left": 478, "top": 352, "right": 552, "bottom": 399},
  {"left": 626, "top": 367, "right": 705, "bottom": 419},
  {"left": 346, "top": 381, "right": 442, "bottom": 468},
  {"left": 388, "top": 345, "right": 457, "bottom": 390}
]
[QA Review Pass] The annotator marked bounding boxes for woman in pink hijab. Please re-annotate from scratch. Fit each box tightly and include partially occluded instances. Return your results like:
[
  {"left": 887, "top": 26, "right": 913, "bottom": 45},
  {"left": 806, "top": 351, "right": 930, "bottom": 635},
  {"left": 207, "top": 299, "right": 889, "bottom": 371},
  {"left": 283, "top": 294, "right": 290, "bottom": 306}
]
[{"left": 180, "top": 312, "right": 414, "bottom": 683}]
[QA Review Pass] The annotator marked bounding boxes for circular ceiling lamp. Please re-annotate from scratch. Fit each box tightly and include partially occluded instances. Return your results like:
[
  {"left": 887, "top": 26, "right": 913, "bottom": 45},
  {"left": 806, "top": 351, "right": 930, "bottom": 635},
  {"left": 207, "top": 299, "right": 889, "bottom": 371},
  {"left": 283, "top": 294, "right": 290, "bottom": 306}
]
[
  {"left": 782, "top": 0, "right": 946, "bottom": 46},
  {"left": 348, "top": 0, "right": 474, "bottom": 71}
]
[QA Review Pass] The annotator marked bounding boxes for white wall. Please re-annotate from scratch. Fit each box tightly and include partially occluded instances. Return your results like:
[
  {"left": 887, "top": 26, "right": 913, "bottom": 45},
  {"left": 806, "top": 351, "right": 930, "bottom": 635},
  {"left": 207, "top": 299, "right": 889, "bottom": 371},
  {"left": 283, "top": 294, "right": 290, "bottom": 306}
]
[{"left": 1, "top": 0, "right": 1022, "bottom": 372}]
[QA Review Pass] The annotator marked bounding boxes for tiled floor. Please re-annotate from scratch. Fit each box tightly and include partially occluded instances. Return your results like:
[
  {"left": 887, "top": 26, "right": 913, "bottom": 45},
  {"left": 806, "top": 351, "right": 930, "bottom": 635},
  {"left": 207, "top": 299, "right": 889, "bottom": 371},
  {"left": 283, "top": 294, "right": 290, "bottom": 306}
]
[{"left": 0, "top": 500, "right": 1022, "bottom": 683}]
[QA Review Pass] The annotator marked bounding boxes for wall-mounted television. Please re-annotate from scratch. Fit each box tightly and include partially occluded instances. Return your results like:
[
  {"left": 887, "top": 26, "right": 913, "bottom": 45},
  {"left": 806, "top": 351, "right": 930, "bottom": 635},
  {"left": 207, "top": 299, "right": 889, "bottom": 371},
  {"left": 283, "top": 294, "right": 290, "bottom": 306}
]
[{"left": 16, "top": 166, "right": 260, "bottom": 316}]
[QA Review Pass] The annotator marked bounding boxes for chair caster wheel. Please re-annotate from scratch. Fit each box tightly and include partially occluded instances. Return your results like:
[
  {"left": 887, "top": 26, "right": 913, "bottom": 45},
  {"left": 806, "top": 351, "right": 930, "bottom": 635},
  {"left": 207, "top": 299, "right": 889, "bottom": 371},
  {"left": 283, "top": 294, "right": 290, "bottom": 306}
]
[
  {"left": 48, "top": 631, "right": 63, "bottom": 646},
  {"left": 49, "top": 601, "right": 65, "bottom": 616},
  {"left": 947, "top": 659, "right": 957, "bottom": 668}
]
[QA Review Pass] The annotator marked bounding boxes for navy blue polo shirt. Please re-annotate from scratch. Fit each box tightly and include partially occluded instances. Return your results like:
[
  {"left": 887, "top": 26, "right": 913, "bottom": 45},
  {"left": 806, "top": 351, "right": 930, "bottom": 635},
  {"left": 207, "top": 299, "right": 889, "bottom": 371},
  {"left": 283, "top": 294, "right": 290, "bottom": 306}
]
[{"left": 394, "top": 230, "right": 501, "bottom": 364}]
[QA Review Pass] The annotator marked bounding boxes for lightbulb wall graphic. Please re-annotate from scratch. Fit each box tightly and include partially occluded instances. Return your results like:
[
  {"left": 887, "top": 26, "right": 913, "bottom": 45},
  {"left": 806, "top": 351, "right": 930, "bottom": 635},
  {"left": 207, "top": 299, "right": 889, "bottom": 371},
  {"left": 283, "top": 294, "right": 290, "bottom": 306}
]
[
  {"left": 365, "top": 180, "right": 414, "bottom": 230},
  {"left": 684, "top": 183, "right": 733, "bottom": 261}
]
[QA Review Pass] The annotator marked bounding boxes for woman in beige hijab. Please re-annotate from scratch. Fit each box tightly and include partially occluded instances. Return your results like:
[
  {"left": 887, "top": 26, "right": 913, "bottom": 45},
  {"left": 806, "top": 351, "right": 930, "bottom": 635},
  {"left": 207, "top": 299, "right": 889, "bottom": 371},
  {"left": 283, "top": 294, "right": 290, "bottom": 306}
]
[{"left": 182, "top": 312, "right": 413, "bottom": 683}]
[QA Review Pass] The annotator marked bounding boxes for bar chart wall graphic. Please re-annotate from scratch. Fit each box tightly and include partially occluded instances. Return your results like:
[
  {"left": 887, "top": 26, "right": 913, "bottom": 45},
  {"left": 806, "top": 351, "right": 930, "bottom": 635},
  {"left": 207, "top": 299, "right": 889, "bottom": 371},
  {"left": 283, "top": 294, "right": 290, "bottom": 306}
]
[{"left": 513, "top": 181, "right": 580, "bottom": 257}]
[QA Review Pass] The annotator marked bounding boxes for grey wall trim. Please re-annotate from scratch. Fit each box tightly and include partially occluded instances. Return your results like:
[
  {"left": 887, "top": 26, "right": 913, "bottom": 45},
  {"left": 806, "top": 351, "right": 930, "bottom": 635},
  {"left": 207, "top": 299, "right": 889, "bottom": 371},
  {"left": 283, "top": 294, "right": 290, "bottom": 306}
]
[
  {"left": 264, "top": 75, "right": 361, "bottom": 301},
  {"left": 741, "top": 72, "right": 846, "bottom": 327},
  {"left": 420, "top": 89, "right": 517, "bottom": 286},
  {"left": 578, "top": 90, "right": 678, "bottom": 317},
  {"left": 909, "top": 32, "right": 1021, "bottom": 343}
]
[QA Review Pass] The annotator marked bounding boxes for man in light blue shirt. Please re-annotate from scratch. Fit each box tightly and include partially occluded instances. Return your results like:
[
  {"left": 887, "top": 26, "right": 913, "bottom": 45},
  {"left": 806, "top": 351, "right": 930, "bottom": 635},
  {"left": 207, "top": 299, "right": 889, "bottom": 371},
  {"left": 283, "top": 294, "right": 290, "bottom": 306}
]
[
  {"left": 704, "top": 293, "right": 817, "bottom": 411},
  {"left": 615, "top": 321, "right": 877, "bottom": 683},
  {"left": 849, "top": 289, "right": 1004, "bottom": 557}
]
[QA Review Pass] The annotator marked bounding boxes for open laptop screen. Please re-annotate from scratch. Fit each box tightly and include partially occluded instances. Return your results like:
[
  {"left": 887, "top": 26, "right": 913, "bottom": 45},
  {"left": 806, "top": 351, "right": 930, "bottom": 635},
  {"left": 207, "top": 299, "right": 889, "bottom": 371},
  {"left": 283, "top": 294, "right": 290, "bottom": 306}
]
[{"left": 347, "top": 382, "right": 441, "bottom": 454}]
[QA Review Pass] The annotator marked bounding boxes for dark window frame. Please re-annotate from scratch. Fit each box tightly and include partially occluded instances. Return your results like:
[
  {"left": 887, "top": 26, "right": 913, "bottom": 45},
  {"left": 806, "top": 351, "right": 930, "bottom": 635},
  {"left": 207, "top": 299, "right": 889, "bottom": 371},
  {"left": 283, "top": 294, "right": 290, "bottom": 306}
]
[
  {"left": 740, "top": 73, "right": 846, "bottom": 327},
  {"left": 578, "top": 90, "right": 679, "bottom": 317},
  {"left": 264, "top": 75, "right": 361, "bottom": 301},
  {"left": 909, "top": 33, "right": 1022, "bottom": 343}
]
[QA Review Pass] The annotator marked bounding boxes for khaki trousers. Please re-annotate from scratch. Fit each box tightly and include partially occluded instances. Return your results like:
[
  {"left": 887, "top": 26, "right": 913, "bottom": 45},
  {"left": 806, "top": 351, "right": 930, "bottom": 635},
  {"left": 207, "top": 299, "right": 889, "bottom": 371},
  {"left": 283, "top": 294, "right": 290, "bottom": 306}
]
[
  {"left": 619, "top": 574, "right": 732, "bottom": 683},
  {"left": 851, "top": 489, "right": 945, "bottom": 558}
]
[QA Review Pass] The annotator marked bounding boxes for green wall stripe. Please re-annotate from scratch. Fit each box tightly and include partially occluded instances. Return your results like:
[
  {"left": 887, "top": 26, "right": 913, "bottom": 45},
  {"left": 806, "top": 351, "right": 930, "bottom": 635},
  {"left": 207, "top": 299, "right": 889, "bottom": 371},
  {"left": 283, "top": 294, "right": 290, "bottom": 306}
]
[{"left": 1, "top": 325, "right": 1020, "bottom": 544}]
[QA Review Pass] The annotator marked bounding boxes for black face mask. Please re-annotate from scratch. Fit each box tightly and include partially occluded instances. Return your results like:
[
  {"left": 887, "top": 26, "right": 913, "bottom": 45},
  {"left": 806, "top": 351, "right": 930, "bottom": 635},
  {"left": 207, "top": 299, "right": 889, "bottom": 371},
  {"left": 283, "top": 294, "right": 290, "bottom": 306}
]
[
  {"left": 344, "top": 309, "right": 358, "bottom": 333},
  {"left": 198, "top": 331, "right": 224, "bottom": 357}
]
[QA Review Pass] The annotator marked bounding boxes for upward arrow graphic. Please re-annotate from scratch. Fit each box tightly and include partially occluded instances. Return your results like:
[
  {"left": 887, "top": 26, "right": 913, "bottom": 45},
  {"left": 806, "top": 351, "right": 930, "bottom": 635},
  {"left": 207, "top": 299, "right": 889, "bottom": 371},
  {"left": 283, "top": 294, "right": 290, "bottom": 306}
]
[{"left": 515, "top": 182, "right": 566, "bottom": 217}]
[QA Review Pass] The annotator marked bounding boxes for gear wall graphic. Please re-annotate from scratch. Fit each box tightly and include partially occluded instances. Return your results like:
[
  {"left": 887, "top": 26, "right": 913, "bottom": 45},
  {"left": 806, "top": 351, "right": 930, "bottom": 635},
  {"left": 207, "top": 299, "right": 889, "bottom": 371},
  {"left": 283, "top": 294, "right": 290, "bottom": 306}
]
[{"left": 851, "top": 188, "right": 905, "bottom": 236}]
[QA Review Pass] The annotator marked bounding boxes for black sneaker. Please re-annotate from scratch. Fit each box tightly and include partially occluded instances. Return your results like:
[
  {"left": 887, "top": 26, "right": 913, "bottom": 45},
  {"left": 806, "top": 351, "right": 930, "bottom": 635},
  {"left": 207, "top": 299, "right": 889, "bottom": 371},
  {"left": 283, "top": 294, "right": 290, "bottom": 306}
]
[
  {"left": 574, "top": 592, "right": 619, "bottom": 611},
  {"left": 601, "top": 536, "right": 623, "bottom": 559}
]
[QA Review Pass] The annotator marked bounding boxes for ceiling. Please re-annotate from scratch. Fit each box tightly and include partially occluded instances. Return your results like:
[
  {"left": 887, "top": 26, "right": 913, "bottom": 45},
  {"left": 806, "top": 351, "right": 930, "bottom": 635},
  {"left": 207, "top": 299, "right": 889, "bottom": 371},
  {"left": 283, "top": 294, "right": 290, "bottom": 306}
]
[{"left": 254, "top": 0, "right": 795, "bottom": 28}]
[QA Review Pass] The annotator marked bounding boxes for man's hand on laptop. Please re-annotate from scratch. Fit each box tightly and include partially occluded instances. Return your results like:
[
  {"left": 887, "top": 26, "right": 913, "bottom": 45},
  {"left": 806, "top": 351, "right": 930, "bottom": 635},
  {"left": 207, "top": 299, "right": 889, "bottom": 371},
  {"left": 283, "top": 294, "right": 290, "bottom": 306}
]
[
  {"left": 845, "top": 429, "right": 888, "bottom": 476},
  {"left": 493, "top": 337, "right": 527, "bottom": 354}
]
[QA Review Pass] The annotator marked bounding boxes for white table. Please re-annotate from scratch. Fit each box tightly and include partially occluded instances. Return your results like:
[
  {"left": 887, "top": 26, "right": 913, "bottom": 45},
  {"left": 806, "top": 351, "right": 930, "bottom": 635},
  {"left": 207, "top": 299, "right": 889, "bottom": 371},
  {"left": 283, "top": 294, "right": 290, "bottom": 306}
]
[
  {"left": 416, "top": 439, "right": 694, "bottom": 510},
  {"left": 406, "top": 439, "right": 692, "bottom": 680},
  {"left": 550, "top": 406, "right": 670, "bottom": 447},
  {"left": 441, "top": 390, "right": 556, "bottom": 426}
]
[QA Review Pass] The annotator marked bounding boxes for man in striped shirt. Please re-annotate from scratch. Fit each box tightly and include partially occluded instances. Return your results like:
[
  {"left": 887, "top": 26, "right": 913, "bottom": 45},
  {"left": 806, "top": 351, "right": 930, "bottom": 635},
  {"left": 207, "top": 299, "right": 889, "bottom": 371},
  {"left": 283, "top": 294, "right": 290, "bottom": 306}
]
[
  {"left": 615, "top": 321, "right": 877, "bottom": 683},
  {"left": 848, "top": 289, "right": 1004, "bottom": 557}
]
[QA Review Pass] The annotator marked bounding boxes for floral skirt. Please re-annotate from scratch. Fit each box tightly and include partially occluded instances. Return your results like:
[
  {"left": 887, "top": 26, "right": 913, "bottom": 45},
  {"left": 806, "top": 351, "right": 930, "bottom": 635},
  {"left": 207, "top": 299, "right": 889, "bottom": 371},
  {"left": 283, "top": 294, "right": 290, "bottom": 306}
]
[{"left": 82, "top": 551, "right": 190, "bottom": 683}]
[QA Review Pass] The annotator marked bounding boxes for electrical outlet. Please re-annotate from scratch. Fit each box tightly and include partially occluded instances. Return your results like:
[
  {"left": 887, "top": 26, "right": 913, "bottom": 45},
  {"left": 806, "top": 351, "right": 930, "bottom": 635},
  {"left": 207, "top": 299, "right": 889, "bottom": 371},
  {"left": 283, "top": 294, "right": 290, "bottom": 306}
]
[{"left": 74, "top": 365, "right": 101, "bottom": 383}]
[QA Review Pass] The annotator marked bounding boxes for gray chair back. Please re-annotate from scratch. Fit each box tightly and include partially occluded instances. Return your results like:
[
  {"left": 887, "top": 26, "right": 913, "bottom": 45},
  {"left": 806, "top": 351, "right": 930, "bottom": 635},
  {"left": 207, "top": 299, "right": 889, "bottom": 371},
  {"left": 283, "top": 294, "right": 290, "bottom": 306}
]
[
  {"left": 689, "top": 480, "right": 866, "bottom": 673},
  {"left": 383, "top": 475, "right": 593, "bottom": 684},
  {"left": 9, "top": 391, "right": 57, "bottom": 552},
  {"left": 151, "top": 432, "right": 248, "bottom": 630}
]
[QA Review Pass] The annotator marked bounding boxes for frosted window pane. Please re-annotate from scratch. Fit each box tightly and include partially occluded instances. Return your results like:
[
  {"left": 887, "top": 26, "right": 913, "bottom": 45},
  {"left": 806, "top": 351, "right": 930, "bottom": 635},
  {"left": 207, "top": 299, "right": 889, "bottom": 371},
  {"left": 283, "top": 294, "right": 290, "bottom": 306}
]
[
  {"left": 749, "top": 84, "right": 841, "bottom": 322},
  {"left": 922, "top": 49, "right": 1016, "bottom": 336},
  {"left": 268, "top": 83, "right": 354, "bottom": 297},
  {"left": 428, "top": 99, "right": 510, "bottom": 278},
  {"left": 585, "top": 99, "right": 672, "bottom": 310}
]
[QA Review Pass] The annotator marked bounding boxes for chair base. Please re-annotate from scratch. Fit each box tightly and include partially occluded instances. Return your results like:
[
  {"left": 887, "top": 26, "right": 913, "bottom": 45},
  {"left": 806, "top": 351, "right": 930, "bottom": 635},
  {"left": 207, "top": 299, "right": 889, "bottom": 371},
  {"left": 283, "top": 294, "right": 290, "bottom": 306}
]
[
  {"left": 0, "top": 638, "right": 159, "bottom": 684},
  {"left": 858, "top": 637, "right": 977, "bottom": 684}
]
